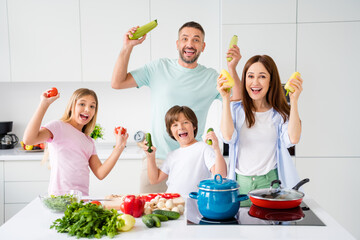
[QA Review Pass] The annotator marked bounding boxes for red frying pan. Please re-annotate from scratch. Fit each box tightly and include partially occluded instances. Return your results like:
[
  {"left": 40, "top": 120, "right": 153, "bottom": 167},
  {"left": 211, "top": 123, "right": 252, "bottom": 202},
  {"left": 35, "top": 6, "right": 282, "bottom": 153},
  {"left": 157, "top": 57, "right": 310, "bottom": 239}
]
[{"left": 248, "top": 178, "right": 310, "bottom": 209}]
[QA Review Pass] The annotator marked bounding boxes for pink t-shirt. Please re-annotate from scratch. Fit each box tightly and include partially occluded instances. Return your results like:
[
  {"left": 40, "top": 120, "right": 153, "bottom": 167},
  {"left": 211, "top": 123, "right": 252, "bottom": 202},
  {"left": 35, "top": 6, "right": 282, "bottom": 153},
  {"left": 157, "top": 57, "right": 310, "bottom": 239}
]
[{"left": 43, "top": 120, "right": 97, "bottom": 196}]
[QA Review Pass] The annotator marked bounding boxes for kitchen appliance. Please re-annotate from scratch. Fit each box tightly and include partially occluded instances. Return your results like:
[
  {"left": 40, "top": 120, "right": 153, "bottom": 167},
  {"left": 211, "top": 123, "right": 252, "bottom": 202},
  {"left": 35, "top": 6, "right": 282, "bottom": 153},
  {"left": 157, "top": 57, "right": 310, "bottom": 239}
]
[
  {"left": 248, "top": 178, "right": 309, "bottom": 209},
  {"left": 189, "top": 174, "right": 248, "bottom": 220},
  {"left": 186, "top": 197, "right": 325, "bottom": 226},
  {"left": 0, "top": 121, "right": 19, "bottom": 149}
]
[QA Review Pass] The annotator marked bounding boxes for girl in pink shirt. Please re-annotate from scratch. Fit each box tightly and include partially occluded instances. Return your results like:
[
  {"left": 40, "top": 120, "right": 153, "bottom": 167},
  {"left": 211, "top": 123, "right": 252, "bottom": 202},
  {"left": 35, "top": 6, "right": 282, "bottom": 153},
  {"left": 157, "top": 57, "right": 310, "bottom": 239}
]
[{"left": 23, "top": 88, "right": 128, "bottom": 196}]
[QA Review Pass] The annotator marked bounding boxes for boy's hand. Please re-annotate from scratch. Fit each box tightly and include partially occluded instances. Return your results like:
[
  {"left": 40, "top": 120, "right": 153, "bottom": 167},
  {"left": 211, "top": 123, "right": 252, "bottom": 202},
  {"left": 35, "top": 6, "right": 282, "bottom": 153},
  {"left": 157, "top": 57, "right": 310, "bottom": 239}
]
[
  {"left": 114, "top": 128, "right": 128, "bottom": 150},
  {"left": 205, "top": 131, "right": 221, "bottom": 152},
  {"left": 142, "top": 142, "right": 156, "bottom": 158}
]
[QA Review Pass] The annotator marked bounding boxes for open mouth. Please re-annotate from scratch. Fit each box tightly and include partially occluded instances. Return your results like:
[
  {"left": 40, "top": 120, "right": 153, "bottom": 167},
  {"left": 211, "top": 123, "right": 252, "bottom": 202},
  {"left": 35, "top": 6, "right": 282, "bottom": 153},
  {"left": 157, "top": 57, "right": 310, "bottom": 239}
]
[
  {"left": 80, "top": 113, "right": 89, "bottom": 121},
  {"left": 178, "top": 132, "right": 188, "bottom": 138},
  {"left": 251, "top": 87, "right": 262, "bottom": 94},
  {"left": 183, "top": 48, "right": 196, "bottom": 57}
]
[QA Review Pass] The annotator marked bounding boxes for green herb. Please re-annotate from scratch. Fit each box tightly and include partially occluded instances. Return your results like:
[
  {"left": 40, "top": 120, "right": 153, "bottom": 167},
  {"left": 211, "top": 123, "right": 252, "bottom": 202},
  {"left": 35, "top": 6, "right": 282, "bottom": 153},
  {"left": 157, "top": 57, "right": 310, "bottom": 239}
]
[
  {"left": 50, "top": 202, "right": 124, "bottom": 239},
  {"left": 42, "top": 194, "right": 78, "bottom": 212},
  {"left": 90, "top": 123, "right": 104, "bottom": 140}
]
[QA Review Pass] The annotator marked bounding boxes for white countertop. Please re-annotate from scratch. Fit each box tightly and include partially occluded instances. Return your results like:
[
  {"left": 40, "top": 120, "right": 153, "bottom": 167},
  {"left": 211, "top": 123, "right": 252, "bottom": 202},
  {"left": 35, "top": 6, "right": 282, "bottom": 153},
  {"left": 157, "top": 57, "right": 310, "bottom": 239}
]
[
  {"left": 0, "top": 197, "right": 355, "bottom": 240},
  {"left": 0, "top": 142, "right": 145, "bottom": 161}
]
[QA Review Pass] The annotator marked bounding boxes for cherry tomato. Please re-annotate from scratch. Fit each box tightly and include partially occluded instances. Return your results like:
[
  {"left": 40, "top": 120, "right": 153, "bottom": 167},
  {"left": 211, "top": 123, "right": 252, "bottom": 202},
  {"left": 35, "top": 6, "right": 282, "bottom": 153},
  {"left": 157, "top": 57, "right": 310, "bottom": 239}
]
[
  {"left": 46, "top": 87, "right": 58, "bottom": 98},
  {"left": 120, "top": 202, "right": 125, "bottom": 213},
  {"left": 39, "top": 143, "right": 45, "bottom": 149},
  {"left": 90, "top": 200, "right": 101, "bottom": 206},
  {"left": 114, "top": 126, "right": 127, "bottom": 135}
]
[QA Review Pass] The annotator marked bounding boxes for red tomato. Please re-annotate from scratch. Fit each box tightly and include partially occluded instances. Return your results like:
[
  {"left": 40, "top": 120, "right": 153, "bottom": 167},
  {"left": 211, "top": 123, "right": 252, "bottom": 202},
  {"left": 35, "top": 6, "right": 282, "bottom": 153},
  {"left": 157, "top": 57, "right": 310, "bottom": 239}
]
[
  {"left": 114, "top": 126, "right": 127, "bottom": 135},
  {"left": 120, "top": 202, "right": 125, "bottom": 213},
  {"left": 39, "top": 143, "right": 45, "bottom": 149},
  {"left": 46, "top": 87, "right": 58, "bottom": 98},
  {"left": 90, "top": 200, "right": 101, "bottom": 206}
]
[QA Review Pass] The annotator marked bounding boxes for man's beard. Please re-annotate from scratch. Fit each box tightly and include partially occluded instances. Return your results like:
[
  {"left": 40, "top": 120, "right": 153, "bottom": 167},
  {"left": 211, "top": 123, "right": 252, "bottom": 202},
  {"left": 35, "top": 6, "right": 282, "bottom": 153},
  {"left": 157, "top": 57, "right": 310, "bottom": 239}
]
[{"left": 179, "top": 48, "right": 201, "bottom": 64}]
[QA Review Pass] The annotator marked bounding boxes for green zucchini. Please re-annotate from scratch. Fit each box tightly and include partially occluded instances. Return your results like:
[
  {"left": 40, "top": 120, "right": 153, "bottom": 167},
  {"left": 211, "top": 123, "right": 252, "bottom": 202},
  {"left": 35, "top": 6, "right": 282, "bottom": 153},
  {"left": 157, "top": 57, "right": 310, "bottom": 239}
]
[
  {"left": 206, "top": 128, "right": 214, "bottom": 145},
  {"left": 152, "top": 210, "right": 180, "bottom": 220},
  {"left": 151, "top": 215, "right": 161, "bottom": 228},
  {"left": 146, "top": 214, "right": 168, "bottom": 221},
  {"left": 145, "top": 133, "right": 153, "bottom": 153},
  {"left": 142, "top": 215, "right": 155, "bottom": 228}
]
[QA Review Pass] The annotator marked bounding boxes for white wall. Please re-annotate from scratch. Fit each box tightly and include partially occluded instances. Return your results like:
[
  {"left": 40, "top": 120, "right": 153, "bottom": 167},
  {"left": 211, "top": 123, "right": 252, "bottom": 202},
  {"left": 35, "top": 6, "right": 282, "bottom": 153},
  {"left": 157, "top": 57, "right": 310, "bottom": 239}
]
[{"left": 0, "top": 0, "right": 359, "bottom": 238}]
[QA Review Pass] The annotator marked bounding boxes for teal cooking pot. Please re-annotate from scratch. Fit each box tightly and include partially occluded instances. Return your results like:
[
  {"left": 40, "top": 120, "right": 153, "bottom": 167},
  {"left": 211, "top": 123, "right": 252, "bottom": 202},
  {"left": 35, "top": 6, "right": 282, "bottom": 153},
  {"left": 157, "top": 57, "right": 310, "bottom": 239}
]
[{"left": 189, "top": 174, "right": 248, "bottom": 220}]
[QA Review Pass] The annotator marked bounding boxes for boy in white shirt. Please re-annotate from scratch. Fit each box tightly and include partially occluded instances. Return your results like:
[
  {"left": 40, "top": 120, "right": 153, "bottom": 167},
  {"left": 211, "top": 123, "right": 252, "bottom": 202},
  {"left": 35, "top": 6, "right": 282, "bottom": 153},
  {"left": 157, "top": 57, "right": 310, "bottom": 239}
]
[{"left": 143, "top": 105, "right": 227, "bottom": 198}]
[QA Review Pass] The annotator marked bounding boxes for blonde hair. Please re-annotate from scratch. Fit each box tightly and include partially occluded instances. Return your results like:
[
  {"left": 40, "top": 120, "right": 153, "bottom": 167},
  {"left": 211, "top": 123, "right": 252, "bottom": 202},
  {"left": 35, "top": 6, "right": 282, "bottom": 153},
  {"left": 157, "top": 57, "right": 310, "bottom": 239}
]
[
  {"left": 42, "top": 88, "right": 99, "bottom": 167},
  {"left": 60, "top": 88, "right": 99, "bottom": 136}
]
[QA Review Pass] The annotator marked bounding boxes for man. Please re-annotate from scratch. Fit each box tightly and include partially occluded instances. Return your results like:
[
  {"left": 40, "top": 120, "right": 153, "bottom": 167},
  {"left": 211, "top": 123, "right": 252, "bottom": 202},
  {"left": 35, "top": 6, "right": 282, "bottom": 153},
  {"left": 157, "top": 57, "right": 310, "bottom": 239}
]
[{"left": 111, "top": 21, "right": 241, "bottom": 193}]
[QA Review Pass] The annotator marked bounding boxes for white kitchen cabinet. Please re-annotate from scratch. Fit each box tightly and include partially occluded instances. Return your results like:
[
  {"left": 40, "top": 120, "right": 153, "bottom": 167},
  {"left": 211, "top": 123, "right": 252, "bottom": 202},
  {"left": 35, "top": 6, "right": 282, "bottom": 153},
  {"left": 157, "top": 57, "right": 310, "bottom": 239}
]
[
  {"left": 296, "top": 22, "right": 360, "bottom": 157},
  {"left": 0, "top": 0, "right": 10, "bottom": 82},
  {"left": 222, "top": 24, "right": 297, "bottom": 82},
  {"left": 296, "top": 157, "right": 360, "bottom": 239},
  {"left": 7, "top": 0, "right": 81, "bottom": 82},
  {"left": 89, "top": 158, "right": 143, "bottom": 196},
  {"left": 298, "top": 0, "right": 360, "bottom": 22},
  {"left": 80, "top": 0, "right": 151, "bottom": 82},
  {"left": 150, "top": 0, "right": 220, "bottom": 71},
  {"left": 222, "top": 0, "right": 297, "bottom": 24},
  {"left": 3, "top": 161, "right": 49, "bottom": 222},
  {"left": 0, "top": 162, "right": 4, "bottom": 225}
]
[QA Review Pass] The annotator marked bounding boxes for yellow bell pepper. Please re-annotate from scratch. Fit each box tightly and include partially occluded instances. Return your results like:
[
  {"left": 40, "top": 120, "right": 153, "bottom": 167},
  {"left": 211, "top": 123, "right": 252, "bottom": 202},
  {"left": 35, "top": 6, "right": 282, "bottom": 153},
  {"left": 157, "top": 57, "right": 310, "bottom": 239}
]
[
  {"left": 284, "top": 72, "right": 301, "bottom": 96},
  {"left": 219, "top": 69, "right": 235, "bottom": 91}
]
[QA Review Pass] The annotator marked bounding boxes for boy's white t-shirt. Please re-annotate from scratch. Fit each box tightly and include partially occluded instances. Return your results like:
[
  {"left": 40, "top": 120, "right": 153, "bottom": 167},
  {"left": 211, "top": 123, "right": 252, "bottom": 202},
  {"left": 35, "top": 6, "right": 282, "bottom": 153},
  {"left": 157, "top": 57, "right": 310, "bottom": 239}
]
[
  {"left": 160, "top": 141, "right": 215, "bottom": 198},
  {"left": 43, "top": 120, "right": 97, "bottom": 196},
  {"left": 236, "top": 108, "right": 277, "bottom": 176}
]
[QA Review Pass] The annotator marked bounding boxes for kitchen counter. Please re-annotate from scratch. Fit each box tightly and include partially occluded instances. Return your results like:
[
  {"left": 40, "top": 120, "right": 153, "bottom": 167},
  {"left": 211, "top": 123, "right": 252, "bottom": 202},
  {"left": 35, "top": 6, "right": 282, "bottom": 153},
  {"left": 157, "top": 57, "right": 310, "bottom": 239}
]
[
  {"left": 0, "top": 142, "right": 145, "bottom": 161},
  {"left": 0, "top": 197, "right": 355, "bottom": 240}
]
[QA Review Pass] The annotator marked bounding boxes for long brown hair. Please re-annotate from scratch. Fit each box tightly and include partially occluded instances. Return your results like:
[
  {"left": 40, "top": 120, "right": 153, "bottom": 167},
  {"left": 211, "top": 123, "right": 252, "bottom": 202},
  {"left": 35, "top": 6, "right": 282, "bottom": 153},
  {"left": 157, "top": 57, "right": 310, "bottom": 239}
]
[
  {"left": 165, "top": 105, "right": 198, "bottom": 140},
  {"left": 242, "top": 55, "right": 290, "bottom": 127},
  {"left": 60, "top": 88, "right": 98, "bottom": 136}
]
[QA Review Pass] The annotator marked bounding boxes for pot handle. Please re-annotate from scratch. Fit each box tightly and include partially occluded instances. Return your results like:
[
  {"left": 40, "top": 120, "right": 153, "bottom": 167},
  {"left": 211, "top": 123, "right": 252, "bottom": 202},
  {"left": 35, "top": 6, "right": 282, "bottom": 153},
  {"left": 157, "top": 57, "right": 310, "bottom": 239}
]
[
  {"left": 189, "top": 192, "right": 198, "bottom": 200},
  {"left": 214, "top": 174, "right": 223, "bottom": 184},
  {"left": 236, "top": 194, "right": 249, "bottom": 202},
  {"left": 292, "top": 178, "right": 310, "bottom": 190}
]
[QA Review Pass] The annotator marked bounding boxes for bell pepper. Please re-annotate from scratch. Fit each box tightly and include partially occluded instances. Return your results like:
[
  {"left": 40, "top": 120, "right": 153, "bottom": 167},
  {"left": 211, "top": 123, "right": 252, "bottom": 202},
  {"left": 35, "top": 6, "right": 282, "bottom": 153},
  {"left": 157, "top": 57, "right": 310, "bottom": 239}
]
[
  {"left": 284, "top": 72, "right": 301, "bottom": 96},
  {"left": 121, "top": 195, "right": 145, "bottom": 218}
]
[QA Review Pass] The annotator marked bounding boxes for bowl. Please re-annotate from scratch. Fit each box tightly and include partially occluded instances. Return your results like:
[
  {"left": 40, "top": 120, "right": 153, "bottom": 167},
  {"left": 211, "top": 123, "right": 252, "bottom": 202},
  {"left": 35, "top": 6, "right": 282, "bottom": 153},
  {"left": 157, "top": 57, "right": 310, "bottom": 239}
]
[{"left": 39, "top": 190, "right": 82, "bottom": 212}]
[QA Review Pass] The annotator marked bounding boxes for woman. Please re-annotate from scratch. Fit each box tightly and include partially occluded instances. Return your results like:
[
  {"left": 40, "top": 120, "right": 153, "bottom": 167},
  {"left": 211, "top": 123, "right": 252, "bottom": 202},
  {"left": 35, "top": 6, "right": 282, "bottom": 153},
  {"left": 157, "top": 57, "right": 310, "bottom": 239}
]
[{"left": 218, "top": 55, "right": 303, "bottom": 206}]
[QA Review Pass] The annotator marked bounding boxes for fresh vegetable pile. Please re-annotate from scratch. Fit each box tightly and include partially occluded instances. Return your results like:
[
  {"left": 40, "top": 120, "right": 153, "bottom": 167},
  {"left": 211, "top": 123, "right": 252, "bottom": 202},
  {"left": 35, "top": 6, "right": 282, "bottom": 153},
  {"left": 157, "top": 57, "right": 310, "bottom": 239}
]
[
  {"left": 41, "top": 194, "right": 78, "bottom": 212},
  {"left": 142, "top": 210, "right": 180, "bottom": 228},
  {"left": 50, "top": 202, "right": 135, "bottom": 239}
]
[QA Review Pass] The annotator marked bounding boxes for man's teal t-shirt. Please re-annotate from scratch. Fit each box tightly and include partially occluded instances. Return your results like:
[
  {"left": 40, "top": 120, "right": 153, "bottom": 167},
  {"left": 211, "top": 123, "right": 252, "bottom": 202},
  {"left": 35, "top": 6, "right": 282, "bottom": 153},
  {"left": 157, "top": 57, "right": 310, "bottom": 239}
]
[{"left": 131, "top": 58, "right": 221, "bottom": 160}]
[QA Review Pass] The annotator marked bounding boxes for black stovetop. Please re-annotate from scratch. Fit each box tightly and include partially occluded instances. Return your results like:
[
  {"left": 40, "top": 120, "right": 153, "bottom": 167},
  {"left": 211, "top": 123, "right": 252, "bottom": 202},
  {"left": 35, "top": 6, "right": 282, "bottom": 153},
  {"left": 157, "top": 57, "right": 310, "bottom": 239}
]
[{"left": 186, "top": 198, "right": 325, "bottom": 226}]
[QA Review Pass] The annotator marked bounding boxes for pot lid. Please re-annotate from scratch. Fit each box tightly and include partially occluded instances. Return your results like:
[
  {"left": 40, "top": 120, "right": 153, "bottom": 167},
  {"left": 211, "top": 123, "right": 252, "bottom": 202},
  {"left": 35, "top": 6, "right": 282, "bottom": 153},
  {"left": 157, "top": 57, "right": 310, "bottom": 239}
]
[
  {"left": 248, "top": 179, "right": 309, "bottom": 201},
  {"left": 198, "top": 174, "right": 239, "bottom": 191}
]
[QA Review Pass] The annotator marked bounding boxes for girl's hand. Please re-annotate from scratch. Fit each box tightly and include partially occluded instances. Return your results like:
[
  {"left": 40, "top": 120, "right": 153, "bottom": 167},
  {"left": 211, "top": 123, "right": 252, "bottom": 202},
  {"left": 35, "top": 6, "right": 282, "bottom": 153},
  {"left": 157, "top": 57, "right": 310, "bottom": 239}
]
[
  {"left": 40, "top": 89, "right": 60, "bottom": 105},
  {"left": 114, "top": 128, "right": 128, "bottom": 150},
  {"left": 288, "top": 75, "right": 303, "bottom": 102},
  {"left": 226, "top": 44, "right": 241, "bottom": 69},
  {"left": 217, "top": 75, "right": 231, "bottom": 99},
  {"left": 123, "top": 26, "right": 147, "bottom": 49},
  {"left": 205, "top": 131, "right": 221, "bottom": 152}
]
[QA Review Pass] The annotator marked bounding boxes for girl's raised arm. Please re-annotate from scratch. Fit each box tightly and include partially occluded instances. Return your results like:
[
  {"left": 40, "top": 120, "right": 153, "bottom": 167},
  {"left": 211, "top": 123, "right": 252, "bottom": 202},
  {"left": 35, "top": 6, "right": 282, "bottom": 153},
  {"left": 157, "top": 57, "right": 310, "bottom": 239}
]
[{"left": 23, "top": 90, "right": 59, "bottom": 145}]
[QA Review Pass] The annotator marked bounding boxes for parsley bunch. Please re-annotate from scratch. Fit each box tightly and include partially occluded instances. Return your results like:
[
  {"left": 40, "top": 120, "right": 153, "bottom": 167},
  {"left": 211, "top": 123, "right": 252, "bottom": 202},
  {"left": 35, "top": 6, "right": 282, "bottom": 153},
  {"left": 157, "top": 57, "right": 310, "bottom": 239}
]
[
  {"left": 90, "top": 124, "right": 104, "bottom": 140},
  {"left": 51, "top": 202, "right": 124, "bottom": 239}
]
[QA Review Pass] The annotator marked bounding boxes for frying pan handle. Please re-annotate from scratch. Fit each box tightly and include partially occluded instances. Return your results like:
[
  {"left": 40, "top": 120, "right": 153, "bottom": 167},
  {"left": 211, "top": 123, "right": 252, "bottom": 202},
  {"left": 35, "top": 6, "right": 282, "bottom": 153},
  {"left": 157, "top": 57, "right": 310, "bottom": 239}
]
[{"left": 292, "top": 178, "right": 310, "bottom": 190}]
